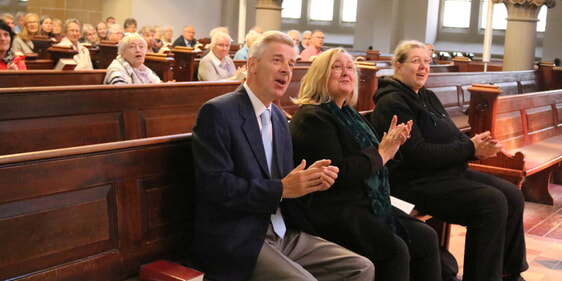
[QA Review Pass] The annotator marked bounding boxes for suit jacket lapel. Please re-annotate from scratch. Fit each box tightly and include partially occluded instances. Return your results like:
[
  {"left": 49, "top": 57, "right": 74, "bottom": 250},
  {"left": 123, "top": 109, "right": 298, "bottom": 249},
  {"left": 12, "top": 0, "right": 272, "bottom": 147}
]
[{"left": 237, "top": 88, "right": 271, "bottom": 178}]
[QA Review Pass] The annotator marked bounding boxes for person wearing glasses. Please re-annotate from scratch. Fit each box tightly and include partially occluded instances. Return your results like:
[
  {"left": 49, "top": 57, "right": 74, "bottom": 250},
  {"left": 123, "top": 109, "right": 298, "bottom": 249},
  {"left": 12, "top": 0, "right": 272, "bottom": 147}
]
[
  {"left": 197, "top": 31, "right": 245, "bottom": 81},
  {"left": 12, "top": 13, "right": 39, "bottom": 55},
  {"left": 369, "top": 40, "right": 528, "bottom": 281},
  {"left": 289, "top": 47, "right": 442, "bottom": 281}
]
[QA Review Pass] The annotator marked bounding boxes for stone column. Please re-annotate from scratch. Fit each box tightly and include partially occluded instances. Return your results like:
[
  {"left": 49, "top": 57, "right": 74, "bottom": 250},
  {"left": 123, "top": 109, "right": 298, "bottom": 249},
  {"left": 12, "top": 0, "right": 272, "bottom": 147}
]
[
  {"left": 255, "top": 0, "right": 283, "bottom": 32},
  {"left": 496, "top": 0, "right": 556, "bottom": 71}
]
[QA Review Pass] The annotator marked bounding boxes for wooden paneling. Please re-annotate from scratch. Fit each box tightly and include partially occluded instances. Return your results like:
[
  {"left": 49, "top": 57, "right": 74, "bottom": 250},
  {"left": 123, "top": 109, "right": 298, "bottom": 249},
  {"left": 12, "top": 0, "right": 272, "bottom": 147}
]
[{"left": 0, "top": 134, "right": 194, "bottom": 281}]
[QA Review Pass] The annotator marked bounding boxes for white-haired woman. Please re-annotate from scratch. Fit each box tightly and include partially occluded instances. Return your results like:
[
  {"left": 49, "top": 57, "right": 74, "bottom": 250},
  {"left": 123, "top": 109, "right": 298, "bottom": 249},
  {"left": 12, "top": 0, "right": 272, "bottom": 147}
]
[
  {"left": 103, "top": 33, "right": 161, "bottom": 84},
  {"left": 197, "top": 31, "right": 245, "bottom": 81}
]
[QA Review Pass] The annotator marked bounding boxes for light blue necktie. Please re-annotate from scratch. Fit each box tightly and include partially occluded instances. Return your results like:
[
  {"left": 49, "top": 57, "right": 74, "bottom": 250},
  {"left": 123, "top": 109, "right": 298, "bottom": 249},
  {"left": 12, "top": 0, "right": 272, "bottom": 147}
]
[{"left": 260, "top": 109, "right": 286, "bottom": 238}]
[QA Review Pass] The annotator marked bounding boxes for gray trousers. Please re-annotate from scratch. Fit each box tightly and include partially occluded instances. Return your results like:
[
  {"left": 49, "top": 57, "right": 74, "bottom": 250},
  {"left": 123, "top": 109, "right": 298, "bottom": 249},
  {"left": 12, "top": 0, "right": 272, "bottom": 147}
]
[{"left": 250, "top": 225, "right": 375, "bottom": 281}]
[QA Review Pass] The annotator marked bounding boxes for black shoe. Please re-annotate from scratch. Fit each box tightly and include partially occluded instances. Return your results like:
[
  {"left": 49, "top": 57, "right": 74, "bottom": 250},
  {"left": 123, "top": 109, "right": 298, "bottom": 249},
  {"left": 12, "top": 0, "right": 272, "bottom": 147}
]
[{"left": 503, "top": 274, "right": 526, "bottom": 281}]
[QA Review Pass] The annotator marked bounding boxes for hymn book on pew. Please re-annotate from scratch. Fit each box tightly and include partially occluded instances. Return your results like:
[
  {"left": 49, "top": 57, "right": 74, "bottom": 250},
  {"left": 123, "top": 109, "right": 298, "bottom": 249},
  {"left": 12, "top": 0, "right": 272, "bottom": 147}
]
[
  {"left": 54, "top": 58, "right": 77, "bottom": 70},
  {"left": 140, "top": 260, "right": 204, "bottom": 281}
]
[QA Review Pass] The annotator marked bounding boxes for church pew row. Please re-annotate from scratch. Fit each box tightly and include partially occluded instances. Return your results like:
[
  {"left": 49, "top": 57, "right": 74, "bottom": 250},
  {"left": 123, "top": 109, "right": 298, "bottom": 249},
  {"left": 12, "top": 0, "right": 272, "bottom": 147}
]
[
  {"left": 467, "top": 85, "right": 562, "bottom": 205},
  {"left": 0, "top": 81, "right": 240, "bottom": 155},
  {"left": 0, "top": 66, "right": 370, "bottom": 155},
  {"left": 424, "top": 67, "right": 548, "bottom": 132},
  {"left": 0, "top": 133, "right": 195, "bottom": 281}
]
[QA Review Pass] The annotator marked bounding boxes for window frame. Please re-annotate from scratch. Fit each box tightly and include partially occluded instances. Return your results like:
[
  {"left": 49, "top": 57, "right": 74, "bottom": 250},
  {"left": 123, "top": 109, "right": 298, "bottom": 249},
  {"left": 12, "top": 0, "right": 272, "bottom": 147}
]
[{"left": 281, "top": 0, "right": 356, "bottom": 34}]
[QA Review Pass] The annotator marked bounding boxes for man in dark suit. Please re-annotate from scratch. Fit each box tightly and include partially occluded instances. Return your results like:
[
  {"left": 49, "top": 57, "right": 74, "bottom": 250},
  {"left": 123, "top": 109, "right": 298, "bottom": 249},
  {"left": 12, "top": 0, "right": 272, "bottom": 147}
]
[
  {"left": 172, "top": 25, "right": 196, "bottom": 47},
  {"left": 191, "top": 31, "right": 375, "bottom": 281}
]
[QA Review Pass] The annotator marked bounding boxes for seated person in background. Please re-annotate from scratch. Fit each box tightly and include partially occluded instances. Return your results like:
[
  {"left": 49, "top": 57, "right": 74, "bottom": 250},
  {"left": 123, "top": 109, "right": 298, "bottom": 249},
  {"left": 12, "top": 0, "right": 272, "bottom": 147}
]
[
  {"left": 233, "top": 29, "right": 259, "bottom": 60},
  {"left": 289, "top": 47, "right": 442, "bottom": 281},
  {"left": 160, "top": 25, "right": 173, "bottom": 48},
  {"left": 299, "top": 30, "right": 311, "bottom": 53},
  {"left": 123, "top": 17, "right": 137, "bottom": 36},
  {"left": 152, "top": 25, "right": 163, "bottom": 52},
  {"left": 56, "top": 19, "right": 93, "bottom": 70},
  {"left": 190, "top": 30, "right": 374, "bottom": 281},
  {"left": 0, "top": 19, "right": 26, "bottom": 70},
  {"left": 251, "top": 25, "right": 262, "bottom": 34},
  {"left": 39, "top": 15, "right": 55, "bottom": 39},
  {"left": 106, "top": 16, "right": 116, "bottom": 27},
  {"left": 96, "top": 21, "right": 108, "bottom": 41},
  {"left": 14, "top": 12, "right": 25, "bottom": 33},
  {"left": 299, "top": 30, "right": 324, "bottom": 61},
  {"left": 172, "top": 25, "right": 196, "bottom": 48},
  {"left": 12, "top": 13, "right": 39, "bottom": 55},
  {"left": 425, "top": 43, "right": 437, "bottom": 65},
  {"left": 369, "top": 40, "right": 528, "bottom": 281},
  {"left": 79, "top": 23, "right": 98, "bottom": 46},
  {"left": 197, "top": 31, "right": 245, "bottom": 81},
  {"left": 287, "top": 29, "right": 300, "bottom": 56},
  {"left": 106, "top": 24, "right": 124, "bottom": 42},
  {"left": 51, "top": 18, "right": 62, "bottom": 41},
  {"left": 1, "top": 13, "right": 15, "bottom": 32},
  {"left": 138, "top": 25, "right": 156, "bottom": 53},
  {"left": 104, "top": 33, "right": 161, "bottom": 84}
]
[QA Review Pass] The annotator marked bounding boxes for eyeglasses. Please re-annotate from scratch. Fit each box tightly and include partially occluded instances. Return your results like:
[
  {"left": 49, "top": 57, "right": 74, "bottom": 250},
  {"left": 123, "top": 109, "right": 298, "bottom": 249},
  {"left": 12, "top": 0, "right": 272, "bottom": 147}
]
[
  {"left": 331, "top": 63, "right": 354, "bottom": 74},
  {"left": 404, "top": 57, "right": 432, "bottom": 65}
]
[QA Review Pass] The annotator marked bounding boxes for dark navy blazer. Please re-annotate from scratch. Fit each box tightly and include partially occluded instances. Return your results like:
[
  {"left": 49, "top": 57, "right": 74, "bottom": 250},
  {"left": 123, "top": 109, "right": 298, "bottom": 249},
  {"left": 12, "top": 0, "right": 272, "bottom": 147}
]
[{"left": 190, "top": 86, "right": 295, "bottom": 281}]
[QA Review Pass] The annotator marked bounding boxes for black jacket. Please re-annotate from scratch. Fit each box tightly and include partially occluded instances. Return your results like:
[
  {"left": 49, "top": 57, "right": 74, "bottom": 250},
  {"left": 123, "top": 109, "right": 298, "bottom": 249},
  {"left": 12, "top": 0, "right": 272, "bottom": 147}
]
[
  {"left": 369, "top": 76, "right": 475, "bottom": 196},
  {"left": 171, "top": 35, "right": 197, "bottom": 48}
]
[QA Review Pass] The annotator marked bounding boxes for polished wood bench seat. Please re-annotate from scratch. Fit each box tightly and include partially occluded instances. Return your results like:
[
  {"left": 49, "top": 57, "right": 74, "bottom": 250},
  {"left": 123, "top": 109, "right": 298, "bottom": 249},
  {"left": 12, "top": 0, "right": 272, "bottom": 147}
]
[{"left": 467, "top": 85, "right": 562, "bottom": 204}]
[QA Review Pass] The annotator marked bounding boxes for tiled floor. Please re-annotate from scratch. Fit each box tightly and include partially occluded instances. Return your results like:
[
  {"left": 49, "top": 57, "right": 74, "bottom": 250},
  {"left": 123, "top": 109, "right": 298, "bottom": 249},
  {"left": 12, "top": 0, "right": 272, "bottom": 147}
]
[{"left": 448, "top": 184, "right": 562, "bottom": 281}]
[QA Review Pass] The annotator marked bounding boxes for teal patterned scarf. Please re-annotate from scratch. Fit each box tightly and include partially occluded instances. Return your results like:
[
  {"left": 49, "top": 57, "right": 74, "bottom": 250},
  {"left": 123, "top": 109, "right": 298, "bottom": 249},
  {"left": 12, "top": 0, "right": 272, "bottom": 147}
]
[{"left": 321, "top": 102, "right": 395, "bottom": 230}]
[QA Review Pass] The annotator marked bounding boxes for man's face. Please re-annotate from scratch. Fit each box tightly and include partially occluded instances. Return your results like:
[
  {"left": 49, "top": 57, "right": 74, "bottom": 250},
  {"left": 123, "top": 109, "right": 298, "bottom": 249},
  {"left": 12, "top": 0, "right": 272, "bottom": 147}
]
[
  {"left": 311, "top": 32, "right": 324, "bottom": 48},
  {"left": 183, "top": 26, "right": 195, "bottom": 40},
  {"left": 247, "top": 41, "right": 296, "bottom": 105},
  {"left": 301, "top": 32, "right": 311, "bottom": 47}
]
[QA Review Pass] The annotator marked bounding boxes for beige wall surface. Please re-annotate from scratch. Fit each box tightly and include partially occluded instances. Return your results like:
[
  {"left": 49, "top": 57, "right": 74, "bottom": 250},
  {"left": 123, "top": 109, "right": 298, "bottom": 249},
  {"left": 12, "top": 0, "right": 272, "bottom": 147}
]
[{"left": 27, "top": 0, "right": 103, "bottom": 27}]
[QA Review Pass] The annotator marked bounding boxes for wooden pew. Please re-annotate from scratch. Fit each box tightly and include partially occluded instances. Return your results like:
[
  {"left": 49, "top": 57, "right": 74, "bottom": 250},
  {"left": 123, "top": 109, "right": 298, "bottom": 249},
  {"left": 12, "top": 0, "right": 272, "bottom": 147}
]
[
  {"left": 170, "top": 47, "right": 198, "bottom": 82},
  {"left": 467, "top": 85, "right": 562, "bottom": 205},
  {"left": 0, "top": 69, "right": 106, "bottom": 87},
  {"left": 0, "top": 133, "right": 195, "bottom": 281},
  {"left": 95, "top": 41, "right": 119, "bottom": 69},
  {"left": 32, "top": 36, "right": 55, "bottom": 59},
  {"left": 424, "top": 69, "right": 545, "bottom": 133},
  {"left": 145, "top": 53, "right": 175, "bottom": 82},
  {"left": 0, "top": 81, "right": 240, "bottom": 155}
]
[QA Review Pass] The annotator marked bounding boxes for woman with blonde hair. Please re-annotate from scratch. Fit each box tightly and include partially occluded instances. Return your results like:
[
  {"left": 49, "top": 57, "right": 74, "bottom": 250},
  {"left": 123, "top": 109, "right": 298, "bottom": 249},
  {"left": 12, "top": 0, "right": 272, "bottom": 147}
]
[
  {"left": 12, "top": 13, "right": 39, "bottom": 54},
  {"left": 290, "top": 47, "right": 442, "bottom": 281}
]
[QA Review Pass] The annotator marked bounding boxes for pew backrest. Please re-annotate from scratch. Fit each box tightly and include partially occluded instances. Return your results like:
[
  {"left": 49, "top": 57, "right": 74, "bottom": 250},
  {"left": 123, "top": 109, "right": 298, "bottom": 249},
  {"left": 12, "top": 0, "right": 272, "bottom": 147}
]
[
  {"left": 0, "top": 81, "right": 241, "bottom": 155},
  {"left": 0, "top": 133, "right": 195, "bottom": 281},
  {"left": 0, "top": 69, "right": 106, "bottom": 87}
]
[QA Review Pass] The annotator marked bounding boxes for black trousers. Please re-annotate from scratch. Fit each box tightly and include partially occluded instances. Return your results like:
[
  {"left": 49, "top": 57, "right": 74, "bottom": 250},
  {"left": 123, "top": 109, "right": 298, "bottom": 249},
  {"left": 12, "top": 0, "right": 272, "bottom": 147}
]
[
  {"left": 398, "top": 169, "right": 528, "bottom": 281},
  {"left": 314, "top": 205, "right": 442, "bottom": 281}
]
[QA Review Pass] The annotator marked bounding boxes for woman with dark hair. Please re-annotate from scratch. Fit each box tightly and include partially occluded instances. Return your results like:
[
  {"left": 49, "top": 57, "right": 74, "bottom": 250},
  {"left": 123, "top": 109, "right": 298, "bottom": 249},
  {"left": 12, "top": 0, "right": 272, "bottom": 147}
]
[
  {"left": 39, "top": 15, "right": 54, "bottom": 39},
  {"left": 0, "top": 19, "right": 26, "bottom": 70}
]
